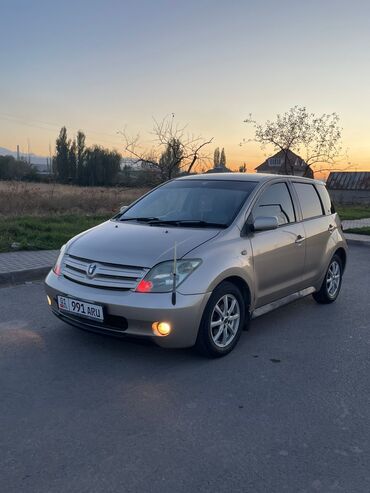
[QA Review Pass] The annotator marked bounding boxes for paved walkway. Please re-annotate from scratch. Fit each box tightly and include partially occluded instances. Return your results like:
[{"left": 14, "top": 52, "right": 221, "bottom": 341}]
[
  {"left": 342, "top": 218, "right": 370, "bottom": 230},
  {"left": 0, "top": 250, "right": 59, "bottom": 274}
]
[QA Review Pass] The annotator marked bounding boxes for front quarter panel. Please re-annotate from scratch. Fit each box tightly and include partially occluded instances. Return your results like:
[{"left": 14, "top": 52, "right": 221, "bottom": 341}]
[{"left": 178, "top": 231, "right": 254, "bottom": 301}]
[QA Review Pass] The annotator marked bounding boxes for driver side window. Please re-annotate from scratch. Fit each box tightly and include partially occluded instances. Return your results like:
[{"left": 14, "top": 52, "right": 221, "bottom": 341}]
[{"left": 252, "top": 182, "right": 296, "bottom": 226}]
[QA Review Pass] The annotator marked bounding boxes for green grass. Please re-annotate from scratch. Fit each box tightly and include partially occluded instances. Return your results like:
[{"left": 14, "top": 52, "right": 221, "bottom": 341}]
[
  {"left": 336, "top": 205, "right": 370, "bottom": 220},
  {"left": 0, "top": 214, "right": 110, "bottom": 253},
  {"left": 344, "top": 227, "right": 370, "bottom": 236}
]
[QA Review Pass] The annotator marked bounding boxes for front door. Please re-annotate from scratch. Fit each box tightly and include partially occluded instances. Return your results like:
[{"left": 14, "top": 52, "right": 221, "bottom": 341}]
[{"left": 249, "top": 182, "right": 306, "bottom": 308}]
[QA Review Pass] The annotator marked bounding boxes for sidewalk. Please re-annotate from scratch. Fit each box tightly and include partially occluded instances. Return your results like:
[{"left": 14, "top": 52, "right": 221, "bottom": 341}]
[
  {"left": 342, "top": 218, "right": 370, "bottom": 229},
  {"left": 0, "top": 250, "right": 59, "bottom": 285},
  {"left": 0, "top": 231, "right": 369, "bottom": 287}
]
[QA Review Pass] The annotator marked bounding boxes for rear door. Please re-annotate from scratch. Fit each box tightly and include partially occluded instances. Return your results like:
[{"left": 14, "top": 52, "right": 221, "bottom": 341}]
[
  {"left": 249, "top": 181, "right": 306, "bottom": 308},
  {"left": 292, "top": 182, "right": 333, "bottom": 286}
]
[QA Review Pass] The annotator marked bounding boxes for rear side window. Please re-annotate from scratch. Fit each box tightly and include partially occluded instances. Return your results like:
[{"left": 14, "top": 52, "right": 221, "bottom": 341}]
[
  {"left": 293, "top": 183, "right": 323, "bottom": 220},
  {"left": 316, "top": 183, "right": 334, "bottom": 215},
  {"left": 252, "top": 182, "right": 295, "bottom": 225}
]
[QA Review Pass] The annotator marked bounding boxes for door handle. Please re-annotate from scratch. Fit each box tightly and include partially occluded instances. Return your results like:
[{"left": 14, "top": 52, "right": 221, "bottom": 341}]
[
  {"left": 328, "top": 224, "right": 335, "bottom": 233},
  {"left": 295, "top": 235, "right": 305, "bottom": 244}
]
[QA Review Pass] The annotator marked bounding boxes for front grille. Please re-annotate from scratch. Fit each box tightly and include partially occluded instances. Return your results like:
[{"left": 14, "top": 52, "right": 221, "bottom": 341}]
[{"left": 62, "top": 254, "right": 148, "bottom": 290}]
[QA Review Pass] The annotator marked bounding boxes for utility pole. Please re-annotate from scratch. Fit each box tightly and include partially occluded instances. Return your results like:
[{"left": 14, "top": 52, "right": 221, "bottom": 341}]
[{"left": 16, "top": 145, "right": 20, "bottom": 161}]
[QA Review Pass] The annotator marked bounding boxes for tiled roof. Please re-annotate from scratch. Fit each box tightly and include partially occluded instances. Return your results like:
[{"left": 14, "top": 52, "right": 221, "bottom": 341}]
[{"left": 326, "top": 172, "right": 370, "bottom": 191}]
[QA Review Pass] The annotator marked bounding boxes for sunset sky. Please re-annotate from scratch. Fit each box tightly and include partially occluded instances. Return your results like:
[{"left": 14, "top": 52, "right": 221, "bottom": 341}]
[{"left": 1, "top": 0, "right": 370, "bottom": 172}]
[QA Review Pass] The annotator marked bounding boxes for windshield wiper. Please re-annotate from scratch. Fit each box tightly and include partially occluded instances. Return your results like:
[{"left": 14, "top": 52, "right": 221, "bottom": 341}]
[
  {"left": 119, "top": 216, "right": 159, "bottom": 222},
  {"left": 148, "top": 219, "right": 228, "bottom": 228}
]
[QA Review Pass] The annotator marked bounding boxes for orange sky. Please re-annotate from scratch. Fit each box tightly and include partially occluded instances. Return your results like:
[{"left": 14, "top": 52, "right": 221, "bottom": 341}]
[{"left": 1, "top": 1, "right": 370, "bottom": 175}]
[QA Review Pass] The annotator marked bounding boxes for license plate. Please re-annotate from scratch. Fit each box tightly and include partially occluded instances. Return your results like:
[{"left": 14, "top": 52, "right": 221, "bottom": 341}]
[{"left": 57, "top": 296, "right": 104, "bottom": 321}]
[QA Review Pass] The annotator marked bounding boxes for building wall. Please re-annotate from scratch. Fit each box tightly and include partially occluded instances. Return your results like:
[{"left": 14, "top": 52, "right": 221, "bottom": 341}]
[{"left": 329, "top": 189, "right": 370, "bottom": 205}]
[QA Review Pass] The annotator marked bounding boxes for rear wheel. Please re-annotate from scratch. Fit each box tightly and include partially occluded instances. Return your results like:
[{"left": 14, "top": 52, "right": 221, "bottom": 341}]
[
  {"left": 313, "top": 254, "right": 343, "bottom": 304},
  {"left": 195, "top": 281, "right": 246, "bottom": 357}
]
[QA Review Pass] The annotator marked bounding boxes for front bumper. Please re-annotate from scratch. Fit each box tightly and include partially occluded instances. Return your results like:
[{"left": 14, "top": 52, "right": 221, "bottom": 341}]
[{"left": 44, "top": 271, "right": 211, "bottom": 348}]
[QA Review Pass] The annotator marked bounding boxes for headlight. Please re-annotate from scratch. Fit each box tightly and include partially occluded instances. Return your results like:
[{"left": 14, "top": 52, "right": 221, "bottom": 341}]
[
  {"left": 53, "top": 244, "right": 66, "bottom": 276},
  {"left": 135, "top": 259, "right": 202, "bottom": 293}
]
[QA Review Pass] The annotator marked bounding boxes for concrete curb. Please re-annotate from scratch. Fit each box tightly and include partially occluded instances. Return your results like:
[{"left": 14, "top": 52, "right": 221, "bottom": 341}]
[
  {"left": 344, "top": 233, "right": 370, "bottom": 247},
  {"left": 0, "top": 266, "right": 52, "bottom": 287},
  {"left": 345, "top": 238, "right": 370, "bottom": 247}
]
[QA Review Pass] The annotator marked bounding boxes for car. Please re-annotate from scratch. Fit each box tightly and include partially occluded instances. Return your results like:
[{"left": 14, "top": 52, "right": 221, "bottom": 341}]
[{"left": 45, "top": 173, "right": 348, "bottom": 357}]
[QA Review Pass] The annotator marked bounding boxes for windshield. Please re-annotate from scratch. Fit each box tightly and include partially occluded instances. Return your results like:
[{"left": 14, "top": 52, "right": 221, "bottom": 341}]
[{"left": 118, "top": 179, "right": 257, "bottom": 228}]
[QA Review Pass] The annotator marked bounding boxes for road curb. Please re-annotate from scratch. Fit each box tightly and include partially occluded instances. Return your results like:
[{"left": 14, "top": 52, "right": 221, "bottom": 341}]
[
  {"left": 345, "top": 238, "right": 370, "bottom": 247},
  {"left": 344, "top": 232, "right": 370, "bottom": 247},
  {"left": 0, "top": 266, "right": 52, "bottom": 287}
]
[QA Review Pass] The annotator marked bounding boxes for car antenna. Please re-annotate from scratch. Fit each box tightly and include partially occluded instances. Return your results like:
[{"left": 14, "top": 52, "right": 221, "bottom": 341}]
[{"left": 171, "top": 241, "right": 177, "bottom": 306}]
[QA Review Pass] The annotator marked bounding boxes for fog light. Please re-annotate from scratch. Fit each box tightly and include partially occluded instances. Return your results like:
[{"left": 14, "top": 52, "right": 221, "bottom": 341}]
[
  {"left": 47, "top": 295, "right": 52, "bottom": 306},
  {"left": 152, "top": 321, "right": 171, "bottom": 337}
]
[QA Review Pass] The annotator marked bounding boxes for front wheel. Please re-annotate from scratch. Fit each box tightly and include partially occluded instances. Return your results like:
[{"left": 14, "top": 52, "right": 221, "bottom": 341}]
[
  {"left": 195, "top": 281, "right": 246, "bottom": 358},
  {"left": 313, "top": 254, "right": 343, "bottom": 304}
]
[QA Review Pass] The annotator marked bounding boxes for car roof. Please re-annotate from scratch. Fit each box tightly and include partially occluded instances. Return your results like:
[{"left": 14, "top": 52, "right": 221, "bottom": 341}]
[{"left": 175, "top": 172, "right": 323, "bottom": 185}]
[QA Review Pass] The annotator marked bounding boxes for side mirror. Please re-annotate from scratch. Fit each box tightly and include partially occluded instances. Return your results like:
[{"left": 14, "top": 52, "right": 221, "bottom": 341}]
[
  {"left": 253, "top": 216, "right": 279, "bottom": 232},
  {"left": 119, "top": 205, "right": 128, "bottom": 214}
]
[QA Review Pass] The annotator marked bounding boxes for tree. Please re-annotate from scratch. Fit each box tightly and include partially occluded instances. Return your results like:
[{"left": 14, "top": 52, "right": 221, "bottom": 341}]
[
  {"left": 84, "top": 146, "right": 121, "bottom": 186},
  {"left": 244, "top": 106, "right": 344, "bottom": 176},
  {"left": 213, "top": 147, "right": 220, "bottom": 168},
  {"left": 0, "top": 155, "right": 37, "bottom": 181},
  {"left": 54, "top": 127, "right": 70, "bottom": 182},
  {"left": 76, "top": 130, "right": 86, "bottom": 185},
  {"left": 68, "top": 140, "right": 77, "bottom": 183},
  {"left": 158, "top": 138, "right": 183, "bottom": 180},
  {"left": 121, "top": 114, "right": 213, "bottom": 180},
  {"left": 220, "top": 148, "right": 226, "bottom": 168}
]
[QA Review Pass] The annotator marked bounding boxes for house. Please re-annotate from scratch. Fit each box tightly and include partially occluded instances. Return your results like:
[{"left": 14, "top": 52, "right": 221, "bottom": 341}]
[
  {"left": 326, "top": 172, "right": 370, "bottom": 204},
  {"left": 255, "top": 150, "right": 314, "bottom": 178}
]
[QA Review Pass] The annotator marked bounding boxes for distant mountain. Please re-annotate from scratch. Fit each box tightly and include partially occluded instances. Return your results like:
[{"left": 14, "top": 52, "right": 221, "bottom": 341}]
[{"left": 0, "top": 146, "right": 48, "bottom": 165}]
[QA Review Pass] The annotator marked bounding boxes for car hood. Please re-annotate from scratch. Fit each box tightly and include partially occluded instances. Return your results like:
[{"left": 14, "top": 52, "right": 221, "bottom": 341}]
[{"left": 66, "top": 220, "right": 221, "bottom": 267}]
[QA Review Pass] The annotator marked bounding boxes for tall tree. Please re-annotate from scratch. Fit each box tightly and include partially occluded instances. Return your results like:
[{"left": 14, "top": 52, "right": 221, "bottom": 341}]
[
  {"left": 54, "top": 127, "right": 70, "bottom": 182},
  {"left": 84, "top": 146, "right": 121, "bottom": 186},
  {"left": 244, "top": 106, "right": 344, "bottom": 176},
  {"left": 68, "top": 140, "right": 77, "bottom": 182},
  {"left": 213, "top": 147, "right": 220, "bottom": 168},
  {"left": 220, "top": 148, "right": 226, "bottom": 168},
  {"left": 76, "top": 130, "right": 86, "bottom": 185},
  {"left": 158, "top": 138, "right": 183, "bottom": 180}
]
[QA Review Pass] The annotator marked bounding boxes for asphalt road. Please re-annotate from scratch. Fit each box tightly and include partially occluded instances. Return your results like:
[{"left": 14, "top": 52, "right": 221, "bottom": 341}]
[{"left": 1, "top": 245, "right": 370, "bottom": 493}]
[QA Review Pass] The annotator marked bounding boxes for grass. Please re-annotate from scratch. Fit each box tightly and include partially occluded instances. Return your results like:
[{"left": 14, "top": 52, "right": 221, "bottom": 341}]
[
  {"left": 0, "top": 181, "right": 150, "bottom": 252},
  {"left": 0, "top": 214, "right": 110, "bottom": 253},
  {"left": 336, "top": 205, "right": 370, "bottom": 220},
  {"left": 0, "top": 181, "right": 148, "bottom": 217},
  {"left": 344, "top": 227, "right": 370, "bottom": 236}
]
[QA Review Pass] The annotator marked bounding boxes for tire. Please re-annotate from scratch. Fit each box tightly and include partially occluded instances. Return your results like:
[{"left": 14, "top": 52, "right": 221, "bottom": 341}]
[
  {"left": 312, "top": 254, "right": 343, "bottom": 304},
  {"left": 195, "top": 281, "right": 246, "bottom": 358}
]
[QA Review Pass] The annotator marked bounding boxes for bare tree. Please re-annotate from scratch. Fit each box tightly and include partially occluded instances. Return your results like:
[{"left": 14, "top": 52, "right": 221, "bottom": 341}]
[
  {"left": 120, "top": 114, "right": 213, "bottom": 180},
  {"left": 243, "top": 106, "right": 346, "bottom": 176}
]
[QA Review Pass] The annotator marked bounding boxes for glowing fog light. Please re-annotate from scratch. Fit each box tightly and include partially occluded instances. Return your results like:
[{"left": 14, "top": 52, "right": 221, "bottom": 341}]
[
  {"left": 47, "top": 295, "right": 52, "bottom": 306},
  {"left": 152, "top": 321, "right": 171, "bottom": 337}
]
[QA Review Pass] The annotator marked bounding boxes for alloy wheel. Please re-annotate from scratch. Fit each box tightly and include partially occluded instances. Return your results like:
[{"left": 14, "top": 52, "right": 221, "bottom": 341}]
[
  {"left": 210, "top": 294, "right": 240, "bottom": 348},
  {"left": 326, "top": 260, "right": 341, "bottom": 298}
]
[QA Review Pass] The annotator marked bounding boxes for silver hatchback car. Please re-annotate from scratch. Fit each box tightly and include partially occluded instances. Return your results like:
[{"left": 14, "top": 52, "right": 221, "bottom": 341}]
[{"left": 45, "top": 173, "right": 347, "bottom": 357}]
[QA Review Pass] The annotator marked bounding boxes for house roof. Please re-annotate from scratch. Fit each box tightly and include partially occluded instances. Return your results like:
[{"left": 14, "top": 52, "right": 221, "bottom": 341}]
[
  {"left": 255, "top": 149, "right": 306, "bottom": 171},
  {"left": 326, "top": 172, "right": 370, "bottom": 191}
]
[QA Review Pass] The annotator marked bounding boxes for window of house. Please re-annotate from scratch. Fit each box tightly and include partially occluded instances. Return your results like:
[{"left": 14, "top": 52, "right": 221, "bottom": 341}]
[
  {"left": 252, "top": 182, "right": 295, "bottom": 225},
  {"left": 269, "top": 158, "right": 281, "bottom": 167},
  {"left": 293, "top": 183, "right": 324, "bottom": 219}
]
